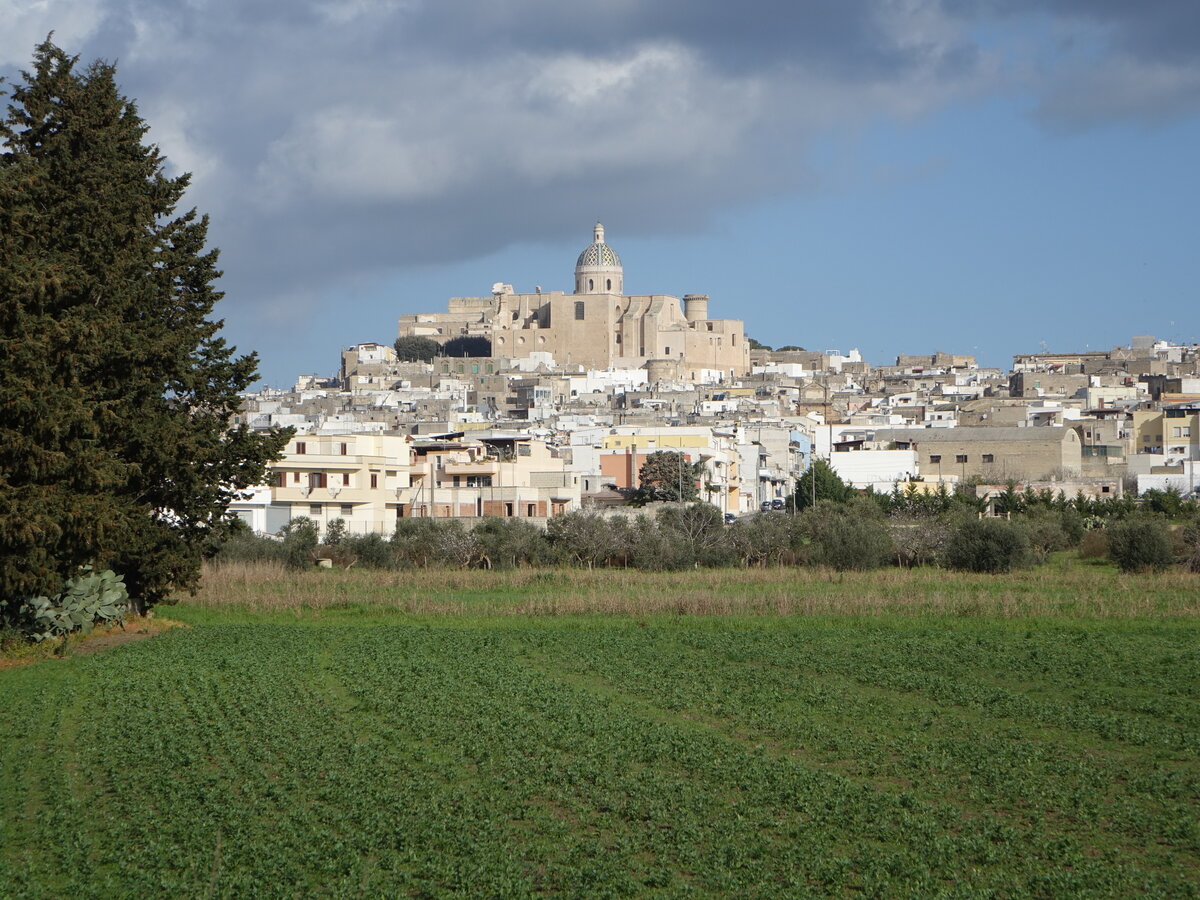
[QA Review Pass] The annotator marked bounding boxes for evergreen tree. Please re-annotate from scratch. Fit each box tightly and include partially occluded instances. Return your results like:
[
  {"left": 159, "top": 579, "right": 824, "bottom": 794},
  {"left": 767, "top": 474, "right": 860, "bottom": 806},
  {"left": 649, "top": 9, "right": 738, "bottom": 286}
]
[
  {"left": 633, "top": 451, "right": 702, "bottom": 503},
  {"left": 393, "top": 335, "right": 440, "bottom": 362},
  {"left": 0, "top": 40, "right": 290, "bottom": 611},
  {"left": 791, "top": 459, "right": 853, "bottom": 511}
]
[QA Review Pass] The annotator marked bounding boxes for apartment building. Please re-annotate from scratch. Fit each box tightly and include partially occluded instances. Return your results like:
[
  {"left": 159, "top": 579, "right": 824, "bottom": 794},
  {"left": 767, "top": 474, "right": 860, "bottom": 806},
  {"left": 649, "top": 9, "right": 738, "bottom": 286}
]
[
  {"left": 402, "top": 437, "right": 580, "bottom": 519},
  {"left": 268, "top": 434, "right": 414, "bottom": 534}
]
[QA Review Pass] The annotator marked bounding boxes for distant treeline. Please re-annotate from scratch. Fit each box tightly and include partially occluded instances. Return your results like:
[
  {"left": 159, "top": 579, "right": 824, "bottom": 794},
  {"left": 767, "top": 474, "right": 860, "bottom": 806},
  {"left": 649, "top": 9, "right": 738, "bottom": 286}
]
[{"left": 217, "top": 489, "right": 1200, "bottom": 576}]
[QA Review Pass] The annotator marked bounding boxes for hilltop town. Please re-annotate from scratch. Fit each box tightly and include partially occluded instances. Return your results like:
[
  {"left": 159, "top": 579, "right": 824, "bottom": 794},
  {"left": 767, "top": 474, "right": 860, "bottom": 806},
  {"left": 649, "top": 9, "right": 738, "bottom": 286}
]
[{"left": 232, "top": 224, "right": 1200, "bottom": 534}]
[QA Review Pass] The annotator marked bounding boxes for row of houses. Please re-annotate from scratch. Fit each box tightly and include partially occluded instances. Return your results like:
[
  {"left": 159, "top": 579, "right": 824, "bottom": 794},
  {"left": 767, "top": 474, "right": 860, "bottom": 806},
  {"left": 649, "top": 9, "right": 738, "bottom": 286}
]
[
  {"left": 231, "top": 423, "right": 809, "bottom": 535},
  {"left": 231, "top": 335, "right": 1200, "bottom": 534}
]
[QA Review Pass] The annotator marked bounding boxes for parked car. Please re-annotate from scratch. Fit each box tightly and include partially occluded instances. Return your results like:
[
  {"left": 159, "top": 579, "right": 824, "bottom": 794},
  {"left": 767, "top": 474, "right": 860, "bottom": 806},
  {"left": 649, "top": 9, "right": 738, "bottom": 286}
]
[
  {"left": 771, "top": 498, "right": 785, "bottom": 511},
  {"left": 724, "top": 513, "right": 737, "bottom": 525},
  {"left": 760, "top": 500, "right": 773, "bottom": 512}
]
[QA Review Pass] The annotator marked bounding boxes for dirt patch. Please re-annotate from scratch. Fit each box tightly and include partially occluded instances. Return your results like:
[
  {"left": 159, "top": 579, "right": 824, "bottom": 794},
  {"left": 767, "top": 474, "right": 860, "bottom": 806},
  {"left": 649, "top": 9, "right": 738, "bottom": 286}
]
[
  {"left": 0, "top": 616, "right": 184, "bottom": 669},
  {"left": 67, "top": 627, "right": 164, "bottom": 657}
]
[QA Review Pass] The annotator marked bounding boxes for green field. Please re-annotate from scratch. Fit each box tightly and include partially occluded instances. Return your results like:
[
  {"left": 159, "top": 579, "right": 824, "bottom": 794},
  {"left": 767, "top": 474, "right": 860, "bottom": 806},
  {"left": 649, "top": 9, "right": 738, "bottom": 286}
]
[{"left": 3, "top": 572, "right": 1198, "bottom": 899}]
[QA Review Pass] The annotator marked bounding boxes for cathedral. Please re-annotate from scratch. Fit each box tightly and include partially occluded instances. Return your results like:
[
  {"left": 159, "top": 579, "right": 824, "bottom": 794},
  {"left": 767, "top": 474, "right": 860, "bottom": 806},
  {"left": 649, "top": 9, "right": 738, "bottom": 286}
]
[{"left": 397, "top": 224, "right": 750, "bottom": 381}]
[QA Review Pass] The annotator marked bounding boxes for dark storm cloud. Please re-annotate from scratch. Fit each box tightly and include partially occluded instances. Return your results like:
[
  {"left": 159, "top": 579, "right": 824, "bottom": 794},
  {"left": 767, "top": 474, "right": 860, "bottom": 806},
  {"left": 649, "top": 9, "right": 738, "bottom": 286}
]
[
  {"left": 947, "top": 0, "right": 1200, "bottom": 127},
  {"left": 2, "top": 0, "right": 1198, "bottom": 330},
  {"left": 402, "top": 0, "right": 977, "bottom": 80},
  {"left": 950, "top": 0, "right": 1200, "bottom": 64}
]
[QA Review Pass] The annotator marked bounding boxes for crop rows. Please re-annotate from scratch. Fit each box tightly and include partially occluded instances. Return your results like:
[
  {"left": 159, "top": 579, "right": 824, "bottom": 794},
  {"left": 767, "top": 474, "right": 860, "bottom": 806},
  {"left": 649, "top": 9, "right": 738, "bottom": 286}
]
[{"left": 1, "top": 619, "right": 1197, "bottom": 897}]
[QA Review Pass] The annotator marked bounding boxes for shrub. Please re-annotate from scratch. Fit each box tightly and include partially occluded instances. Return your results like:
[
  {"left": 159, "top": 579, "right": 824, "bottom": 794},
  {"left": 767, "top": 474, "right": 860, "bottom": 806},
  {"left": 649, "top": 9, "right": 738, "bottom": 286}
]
[
  {"left": 728, "top": 513, "right": 797, "bottom": 566},
  {"left": 546, "top": 513, "right": 619, "bottom": 568},
  {"left": 811, "top": 513, "right": 893, "bottom": 571},
  {"left": 1106, "top": 519, "right": 1174, "bottom": 573},
  {"left": 473, "top": 518, "right": 554, "bottom": 569},
  {"left": 344, "top": 533, "right": 393, "bottom": 569},
  {"left": 626, "top": 515, "right": 695, "bottom": 571},
  {"left": 1021, "top": 507, "right": 1080, "bottom": 561},
  {"left": 888, "top": 516, "right": 949, "bottom": 568},
  {"left": 1077, "top": 530, "right": 1108, "bottom": 560},
  {"left": 391, "top": 518, "right": 446, "bottom": 568},
  {"left": 798, "top": 502, "right": 893, "bottom": 571},
  {"left": 655, "top": 504, "right": 734, "bottom": 567},
  {"left": 22, "top": 566, "right": 128, "bottom": 643},
  {"left": 1183, "top": 516, "right": 1200, "bottom": 574},
  {"left": 945, "top": 518, "right": 1031, "bottom": 573},
  {"left": 280, "top": 518, "right": 319, "bottom": 569},
  {"left": 212, "top": 530, "right": 288, "bottom": 565}
]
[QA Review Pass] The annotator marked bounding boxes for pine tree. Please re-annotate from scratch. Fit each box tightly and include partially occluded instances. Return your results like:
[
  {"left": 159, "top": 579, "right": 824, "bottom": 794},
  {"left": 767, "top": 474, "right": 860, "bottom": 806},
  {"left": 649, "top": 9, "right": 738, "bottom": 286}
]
[
  {"left": 0, "top": 39, "right": 290, "bottom": 612},
  {"left": 634, "top": 451, "right": 702, "bottom": 503},
  {"left": 791, "top": 459, "right": 853, "bottom": 511}
]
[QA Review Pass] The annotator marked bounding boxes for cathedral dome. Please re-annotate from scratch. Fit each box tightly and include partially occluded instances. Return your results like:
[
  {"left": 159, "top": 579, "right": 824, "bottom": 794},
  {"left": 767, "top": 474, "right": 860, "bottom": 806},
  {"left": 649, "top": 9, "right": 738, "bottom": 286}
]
[
  {"left": 574, "top": 222, "right": 623, "bottom": 294},
  {"left": 576, "top": 237, "right": 621, "bottom": 269}
]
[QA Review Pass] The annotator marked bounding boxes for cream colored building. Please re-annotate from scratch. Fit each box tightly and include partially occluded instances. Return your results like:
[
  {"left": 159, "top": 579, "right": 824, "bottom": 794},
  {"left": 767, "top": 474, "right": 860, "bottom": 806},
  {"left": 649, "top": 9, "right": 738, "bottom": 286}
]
[
  {"left": 268, "top": 434, "right": 415, "bottom": 534},
  {"left": 397, "top": 223, "right": 751, "bottom": 381},
  {"left": 262, "top": 433, "right": 582, "bottom": 533},
  {"left": 403, "top": 437, "right": 580, "bottom": 519},
  {"left": 871, "top": 426, "right": 1083, "bottom": 483}
]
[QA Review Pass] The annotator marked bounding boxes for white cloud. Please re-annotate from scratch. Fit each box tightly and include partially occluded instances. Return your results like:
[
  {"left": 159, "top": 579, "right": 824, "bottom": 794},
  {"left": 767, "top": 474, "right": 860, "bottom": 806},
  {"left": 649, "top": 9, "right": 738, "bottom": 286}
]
[{"left": 0, "top": 0, "right": 104, "bottom": 67}]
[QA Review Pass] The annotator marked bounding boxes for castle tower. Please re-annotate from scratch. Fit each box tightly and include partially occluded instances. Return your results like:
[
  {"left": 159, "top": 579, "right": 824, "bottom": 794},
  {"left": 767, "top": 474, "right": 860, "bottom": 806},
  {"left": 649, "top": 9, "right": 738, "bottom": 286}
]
[{"left": 574, "top": 222, "right": 623, "bottom": 295}]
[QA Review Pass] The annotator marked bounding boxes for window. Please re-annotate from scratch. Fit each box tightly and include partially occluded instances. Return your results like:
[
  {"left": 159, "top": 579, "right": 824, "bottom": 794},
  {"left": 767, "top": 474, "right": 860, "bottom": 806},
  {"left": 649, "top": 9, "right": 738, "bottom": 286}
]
[
  {"left": 527, "top": 503, "right": 537, "bottom": 517},
  {"left": 955, "top": 454, "right": 968, "bottom": 464},
  {"left": 982, "top": 454, "right": 994, "bottom": 464},
  {"left": 309, "top": 472, "right": 327, "bottom": 489},
  {"left": 309, "top": 504, "right": 321, "bottom": 516},
  {"left": 342, "top": 473, "right": 351, "bottom": 486},
  {"left": 339, "top": 442, "right": 347, "bottom": 455},
  {"left": 293, "top": 472, "right": 301, "bottom": 484},
  {"left": 295, "top": 441, "right": 306, "bottom": 454},
  {"left": 615, "top": 334, "right": 621, "bottom": 344},
  {"left": 275, "top": 472, "right": 287, "bottom": 487},
  {"left": 707, "top": 322, "right": 713, "bottom": 332},
  {"left": 588, "top": 279, "right": 594, "bottom": 291},
  {"left": 606, "top": 278, "right": 612, "bottom": 290},
  {"left": 665, "top": 346, "right": 670, "bottom": 355},
  {"left": 370, "top": 473, "right": 378, "bottom": 489},
  {"left": 575, "top": 301, "right": 585, "bottom": 320},
  {"left": 341, "top": 505, "right": 353, "bottom": 517},
  {"left": 1173, "top": 427, "right": 1182, "bottom": 438},
  {"left": 518, "top": 444, "right": 532, "bottom": 457}
]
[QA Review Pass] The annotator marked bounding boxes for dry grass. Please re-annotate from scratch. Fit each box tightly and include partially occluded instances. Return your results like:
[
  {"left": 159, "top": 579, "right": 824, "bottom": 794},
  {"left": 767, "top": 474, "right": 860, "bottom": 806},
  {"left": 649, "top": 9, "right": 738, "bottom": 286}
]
[{"left": 181, "top": 559, "right": 1200, "bottom": 619}]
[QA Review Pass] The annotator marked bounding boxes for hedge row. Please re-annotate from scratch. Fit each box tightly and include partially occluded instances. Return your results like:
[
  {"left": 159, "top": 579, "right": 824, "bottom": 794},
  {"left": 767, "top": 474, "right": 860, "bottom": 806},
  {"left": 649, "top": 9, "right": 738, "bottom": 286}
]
[{"left": 214, "top": 503, "right": 1200, "bottom": 574}]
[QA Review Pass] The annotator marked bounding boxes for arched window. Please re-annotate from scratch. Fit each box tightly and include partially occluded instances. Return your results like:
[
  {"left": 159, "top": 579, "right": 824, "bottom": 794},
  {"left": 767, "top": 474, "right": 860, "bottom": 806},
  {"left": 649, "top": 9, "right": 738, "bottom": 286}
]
[
  {"left": 606, "top": 278, "right": 612, "bottom": 290},
  {"left": 588, "top": 279, "right": 594, "bottom": 291}
]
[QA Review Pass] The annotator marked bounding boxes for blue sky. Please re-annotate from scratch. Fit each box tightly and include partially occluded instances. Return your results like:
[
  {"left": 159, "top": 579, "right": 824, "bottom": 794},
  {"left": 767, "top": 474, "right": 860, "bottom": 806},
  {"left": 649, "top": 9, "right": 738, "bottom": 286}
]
[{"left": 3, "top": 2, "right": 1198, "bottom": 385}]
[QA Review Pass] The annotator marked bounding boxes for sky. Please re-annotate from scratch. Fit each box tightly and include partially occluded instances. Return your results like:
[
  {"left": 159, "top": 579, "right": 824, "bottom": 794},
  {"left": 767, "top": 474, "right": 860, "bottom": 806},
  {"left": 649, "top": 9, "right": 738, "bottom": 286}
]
[{"left": 3, "top": 1, "right": 1198, "bottom": 386}]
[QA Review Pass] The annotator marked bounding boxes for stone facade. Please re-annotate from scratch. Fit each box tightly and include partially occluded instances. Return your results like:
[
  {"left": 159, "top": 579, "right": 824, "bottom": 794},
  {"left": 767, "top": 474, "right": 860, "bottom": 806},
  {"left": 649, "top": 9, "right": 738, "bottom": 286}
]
[{"left": 397, "top": 223, "right": 751, "bottom": 382}]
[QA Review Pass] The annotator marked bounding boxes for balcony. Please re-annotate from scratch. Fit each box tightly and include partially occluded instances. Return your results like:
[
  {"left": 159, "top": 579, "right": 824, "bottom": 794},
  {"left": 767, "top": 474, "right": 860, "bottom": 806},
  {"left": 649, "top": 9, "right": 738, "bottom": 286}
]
[{"left": 442, "top": 460, "right": 500, "bottom": 477}]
